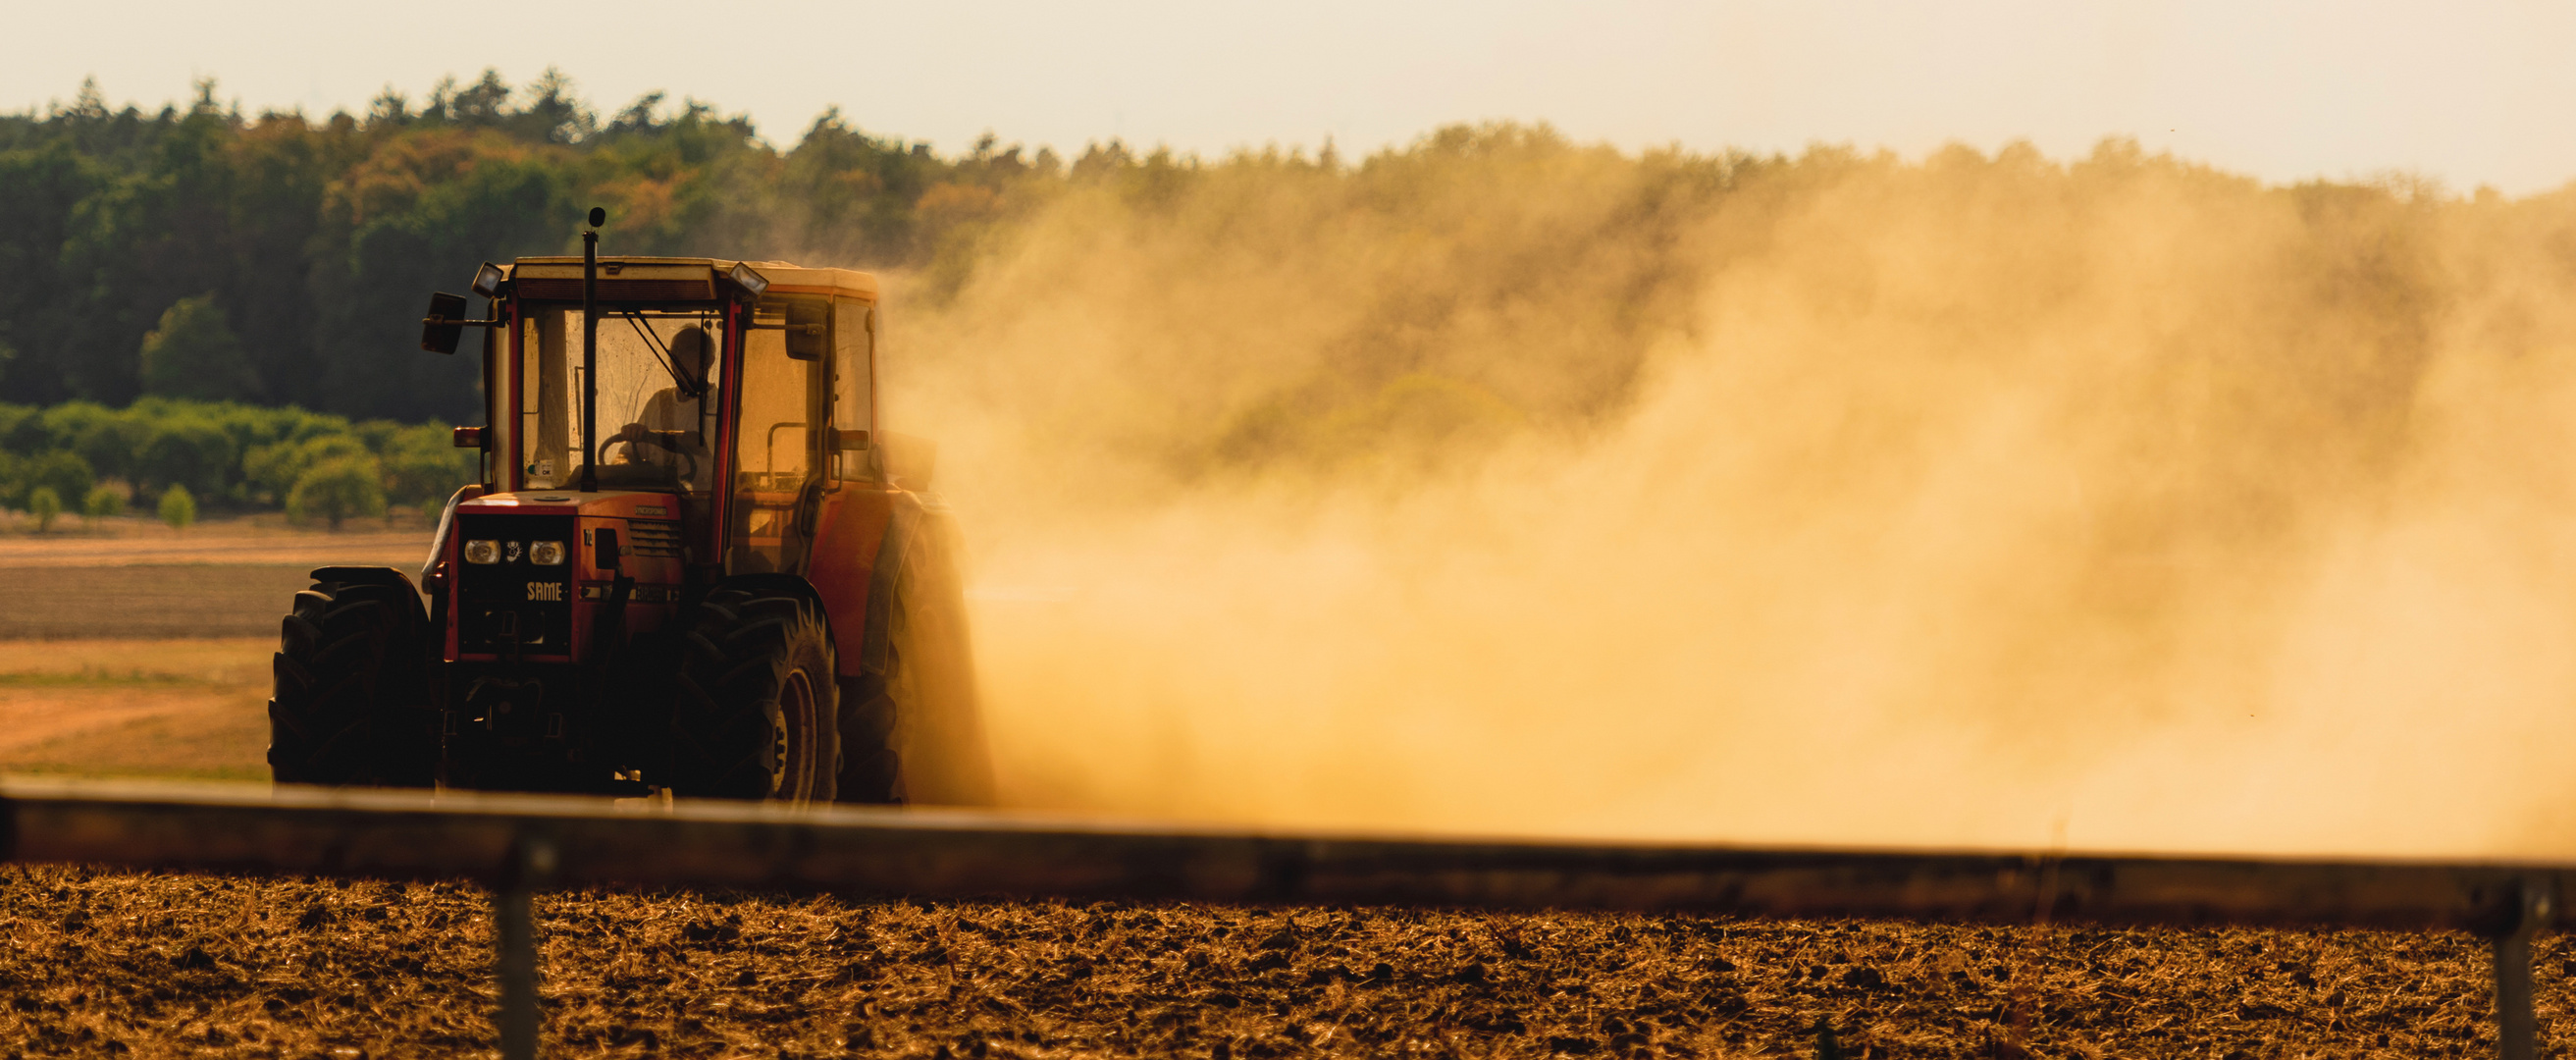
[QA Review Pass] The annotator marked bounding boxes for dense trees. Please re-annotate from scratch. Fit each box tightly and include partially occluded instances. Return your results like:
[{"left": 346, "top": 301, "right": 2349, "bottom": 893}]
[
  {"left": 10, "top": 67, "right": 2571, "bottom": 543},
  {"left": 137, "top": 294, "right": 257, "bottom": 399},
  {"left": 0, "top": 398, "right": 473, "bottom": 525},
  {"left": 0, "top": 71, "right": 992, "bottom": 422}
]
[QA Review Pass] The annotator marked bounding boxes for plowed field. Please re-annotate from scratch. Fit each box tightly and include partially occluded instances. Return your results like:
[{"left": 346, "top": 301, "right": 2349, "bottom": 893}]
[
  {"left": 0, "top": 864, "right": 2550, "bottom": 1059},
  {"left": 0, "top": 536, "right": 2550, "bottom": 1059}
]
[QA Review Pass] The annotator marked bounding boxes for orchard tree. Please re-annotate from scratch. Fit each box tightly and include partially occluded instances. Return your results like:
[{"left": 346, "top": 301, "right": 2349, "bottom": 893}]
[
  {"left": 158, "top": 483, "right": 196, "bottom": 532},
  {"left": 81, "top": 483, "right": 122, "bottom": 526},
  {"left": 287, "top": 455, "right": 386, "bottom": 530},
  {"left": 26, "top": 485, "right": 60, "bottom": 532}
]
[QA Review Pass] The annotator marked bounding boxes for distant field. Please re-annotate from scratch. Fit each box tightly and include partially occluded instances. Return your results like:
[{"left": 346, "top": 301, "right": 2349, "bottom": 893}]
[
  {"left": 0, "top": 516, "right": 431, "bottom": 570},
  {"left": 0, "top": 566, "right": 319, "bottom": 640},
  {"left": 0, "top": 517, "right": 430, "bottom": 640},
  {"left": 0, "top": 522, "right": 417, "bottom": 778},
  {"left": 0, "top": 638, "right": 272, "bottom": 781}
]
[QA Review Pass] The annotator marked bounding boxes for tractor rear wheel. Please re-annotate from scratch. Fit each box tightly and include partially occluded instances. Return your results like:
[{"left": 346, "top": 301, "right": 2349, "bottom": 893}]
[
  {"left": 836, "top": 535, "right": 993, "bottom": 806},
  {"left": 666, "top": 586, "right": 838, "bottom": 803},
  {"left": 267, "top": 573, "right": 437, "bottom": 787}
]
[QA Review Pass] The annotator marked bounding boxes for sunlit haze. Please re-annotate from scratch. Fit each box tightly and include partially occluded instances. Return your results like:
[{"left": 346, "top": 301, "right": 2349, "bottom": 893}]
[
  {"left": 20, "top": 0, "right": 2576, "bottom": 192},
  {"left": 21, "top": 0, "right": 2576, "bottom": 861}
]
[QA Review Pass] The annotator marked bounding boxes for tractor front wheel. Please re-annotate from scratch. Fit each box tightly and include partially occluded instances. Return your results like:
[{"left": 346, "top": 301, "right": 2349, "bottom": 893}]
[
  {"left": 267, "top": 572, "right": 437, "bottom": 787},
  {"left": 666, "top": 586, "right": 838, "bottom": 803}
]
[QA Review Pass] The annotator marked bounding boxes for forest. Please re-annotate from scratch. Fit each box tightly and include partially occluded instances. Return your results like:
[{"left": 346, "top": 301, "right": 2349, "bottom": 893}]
[
  {"left": 4, "top": 67, "right": 2571, "bottom": 535},
  {"left": 0, "top": 69, "right": 1083, "bottom": 422},
  {"left": 0, "top": 69, "right": 1105, "bottom": 522}
]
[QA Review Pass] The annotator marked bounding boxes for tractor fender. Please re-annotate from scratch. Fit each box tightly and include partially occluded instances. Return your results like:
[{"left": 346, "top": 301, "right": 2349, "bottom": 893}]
[
  {"left": 857, "top": 496, "right": 921, "bottom": 678},
  {"left": 309, "top": 565, "right": 423, "bottom": 597},
  {"left": 302, "top": 567, "right": 431, "bottom": 644},
  {"left": 854, "top": 489, "right": 965, "bottom": 677},
  {"left": 709, "top": 572, "right": 830, "bottom": 637}
]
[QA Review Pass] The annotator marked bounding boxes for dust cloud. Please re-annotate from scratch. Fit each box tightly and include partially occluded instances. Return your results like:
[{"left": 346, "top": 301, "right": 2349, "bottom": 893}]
[{"left": 883, "top": 129, "right": 2576, "bottom": 858}]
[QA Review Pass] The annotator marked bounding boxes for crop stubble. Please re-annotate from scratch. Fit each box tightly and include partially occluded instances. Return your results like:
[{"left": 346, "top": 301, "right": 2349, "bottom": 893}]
[{"left": 0, "top": 865, "right": 2550, "bottom": 1059}]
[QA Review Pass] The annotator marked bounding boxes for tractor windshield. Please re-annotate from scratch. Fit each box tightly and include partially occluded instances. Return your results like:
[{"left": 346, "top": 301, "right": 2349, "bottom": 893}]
[{"left": 518, "top": 305, "right": 723, "bottom": 495}]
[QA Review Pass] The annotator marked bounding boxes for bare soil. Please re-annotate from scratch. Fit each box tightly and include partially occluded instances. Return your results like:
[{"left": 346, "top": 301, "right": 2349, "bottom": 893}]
[
  {"left": 0, "top": 519, "right": 428, "bottom": 640},
  {"left": 0, "top": 564, "right": 2544, "bottom": 1059},
  {"left": 0, "top": 513, "right": 429, "bottom": 569},
  {"left": 0, "top": 567, "right": 330, "bottom": 640},
  {"left": 0, "top": 638, "right": 272, "bottom": 780},
  {"left": 0, "top": 865, "right": 2549, "bottom": 1060}
]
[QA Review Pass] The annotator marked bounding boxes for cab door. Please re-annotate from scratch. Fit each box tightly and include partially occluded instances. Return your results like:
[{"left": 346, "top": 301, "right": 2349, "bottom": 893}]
[
  {"left": 725, "top": 298, "right": 827, "bottom": 575},
  {"left": 805, "top": 296, "right": 892, "bottom": 672}
]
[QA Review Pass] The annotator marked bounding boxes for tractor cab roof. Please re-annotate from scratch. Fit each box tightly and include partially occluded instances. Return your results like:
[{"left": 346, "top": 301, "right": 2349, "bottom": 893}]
[{"left": 503, "top": 256, "right": 878, "bottom": 303}]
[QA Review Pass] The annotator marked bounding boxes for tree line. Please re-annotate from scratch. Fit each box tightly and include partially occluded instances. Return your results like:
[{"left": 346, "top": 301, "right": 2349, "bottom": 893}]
[
  {"left": 0, "top": 69, "right": 1087, "bottom": 423},
  {"left": 0, "top": 398, "right": 471, "bottom": 529},
  {"left": 7, "top": 67, "right": 2555, "bottom": 533}
]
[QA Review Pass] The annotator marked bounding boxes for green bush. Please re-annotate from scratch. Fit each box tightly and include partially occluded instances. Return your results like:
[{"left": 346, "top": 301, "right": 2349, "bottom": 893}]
[
  {"left": 158, "top": 483, "right": 195, "bottom": 531},
  {"left": 81, "top": 484, "right": 123, "bottom": 525},
  {"left": 13, "top": 450, "right": 93, "bottom": 513},
  {"left": 287, "top": 455, "right": 386, "bottom": 530},
  {"left": 0, "top": 404, "right": 37, "bottom": 454},
  {"left": 0, "top": 399, "right": 473, "bottom": 519},
  {"left": 35, "top": 402, "right": 116, "bottom": 457},
  {"left": 136, "top": 416, "right": 237, "bottom": 501},
  {"left": 26, "top": 486, "right": 60, "bottom": 532},
  {"left": 378, "top": 423, "right": 476, "bottom": 510},
  {"left": 247, "top": 434, "right": 372, "bottom": 506},
  {"left": 73, "top": 413, "right": 143, "bottom": 483}
]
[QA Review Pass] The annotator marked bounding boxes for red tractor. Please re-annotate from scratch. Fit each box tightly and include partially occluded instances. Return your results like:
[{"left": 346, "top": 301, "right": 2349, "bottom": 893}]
[{"left": 267, "top": 208, "right": 991, "bottom": 806}]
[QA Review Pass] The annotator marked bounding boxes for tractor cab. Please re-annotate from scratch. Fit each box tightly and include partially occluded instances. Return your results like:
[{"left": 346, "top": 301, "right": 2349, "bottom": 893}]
[{"left": 266, "top": 211, "right": 988, "bottom": 808}]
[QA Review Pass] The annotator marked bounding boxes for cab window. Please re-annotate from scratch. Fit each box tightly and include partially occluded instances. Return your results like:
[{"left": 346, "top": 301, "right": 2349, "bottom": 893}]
[
  {"left": 831, "top": 297, "right": 873, "bottom": 481},
  {"left": 727, "top": 297, "right": 822, "bottom": 573}
]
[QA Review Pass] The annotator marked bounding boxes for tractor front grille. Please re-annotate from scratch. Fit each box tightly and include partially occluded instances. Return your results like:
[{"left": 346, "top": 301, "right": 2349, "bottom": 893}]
[
  {"left": 455, "top": 513, "right": 576, "bottom": 656},
  {"left": 624, "top": 519, "right": 683, "bottom": 558}
]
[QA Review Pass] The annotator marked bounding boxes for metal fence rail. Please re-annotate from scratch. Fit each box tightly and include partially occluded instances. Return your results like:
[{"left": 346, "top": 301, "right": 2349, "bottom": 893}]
[{"left": 1, "top": 776, "right": 2561, "bottom": 1060}]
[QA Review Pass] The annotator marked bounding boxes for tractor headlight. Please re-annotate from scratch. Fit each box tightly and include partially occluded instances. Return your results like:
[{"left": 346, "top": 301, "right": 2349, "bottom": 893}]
[
  {"left": 529, "top": 540, "right": 567, "bottom": 566},
  {"left": 463, "top": 540, "right": 500, "bottom": 564}
]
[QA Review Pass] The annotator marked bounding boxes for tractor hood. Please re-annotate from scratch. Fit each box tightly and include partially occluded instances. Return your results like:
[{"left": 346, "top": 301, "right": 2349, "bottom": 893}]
[{"left": 458, "top": 490, "right": 678, "bottom": 521}]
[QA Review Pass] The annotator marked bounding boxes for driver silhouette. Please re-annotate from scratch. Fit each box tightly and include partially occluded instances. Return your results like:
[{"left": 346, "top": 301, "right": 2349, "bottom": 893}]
[{"left": 613, "top": 324, "right": 711, "bottom": 471}]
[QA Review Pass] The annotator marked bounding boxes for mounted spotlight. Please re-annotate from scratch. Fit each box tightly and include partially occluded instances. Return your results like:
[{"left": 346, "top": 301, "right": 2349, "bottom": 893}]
[
  {"left": 729, "top": 262, "right": 769, "bottom": 299},
  {"left": 471, "top": 262, "right": 506, "bottom": 298}
]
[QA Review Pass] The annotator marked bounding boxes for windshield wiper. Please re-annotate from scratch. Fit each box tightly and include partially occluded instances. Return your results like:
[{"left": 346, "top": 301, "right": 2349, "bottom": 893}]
[{"left": 620, "top": 309, "right": 710, "bottom": 398}]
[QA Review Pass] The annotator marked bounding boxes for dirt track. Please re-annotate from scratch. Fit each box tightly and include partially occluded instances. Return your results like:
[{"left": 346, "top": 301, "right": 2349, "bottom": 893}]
[
  {"left": 0, "top": 866, "right": 2543, "bottom": 1059},
  {"left": 0, "top": 639, "right": 273, "bottom": 781}
]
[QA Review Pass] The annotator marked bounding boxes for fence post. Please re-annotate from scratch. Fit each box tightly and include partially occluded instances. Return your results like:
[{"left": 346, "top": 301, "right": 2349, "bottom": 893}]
[
  {"left": 496, "top": 833, "right": 556, "bottom": 1060},
  {"left": 2493, "top": 877, "right": 2550, "bottom": 1060}
]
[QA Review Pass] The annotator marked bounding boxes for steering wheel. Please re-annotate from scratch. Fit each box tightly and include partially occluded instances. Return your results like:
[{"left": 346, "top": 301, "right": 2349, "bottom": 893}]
[{"left": 616, "top": 425, "right": 701, "bottom": 480}]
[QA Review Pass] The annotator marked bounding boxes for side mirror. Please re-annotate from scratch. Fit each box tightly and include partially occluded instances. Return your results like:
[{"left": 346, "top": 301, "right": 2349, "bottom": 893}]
[
  {"left": 830, "top": 427, "right": 870, "bottom": 451},
  {"left": 784, "top": 301, "right": 827, "bottom": 361},
  {"left": 421, "top": 292, "right": 467, "bottom": 354}
]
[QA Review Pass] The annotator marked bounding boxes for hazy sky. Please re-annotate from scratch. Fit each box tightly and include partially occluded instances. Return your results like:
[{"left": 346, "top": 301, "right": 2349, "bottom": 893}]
[{"left": 18, "top": 1, "right": 2576, "bottom": 192}]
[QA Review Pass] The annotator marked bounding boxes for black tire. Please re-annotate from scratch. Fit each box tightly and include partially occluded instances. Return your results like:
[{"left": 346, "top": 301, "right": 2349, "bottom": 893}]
[
  {"left": 836, "top": 666, "right": 903, "bottom": 804},
  {"left": 666, "top": 585, "right": 838, "bottom": 803},
  {"left": 267, "top": 574, "right": 437, "bottom": 787},
  {"left": 837, "top": 524, "right": 994, "bottom": 806}
]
